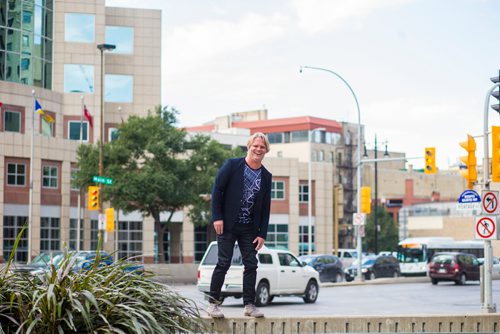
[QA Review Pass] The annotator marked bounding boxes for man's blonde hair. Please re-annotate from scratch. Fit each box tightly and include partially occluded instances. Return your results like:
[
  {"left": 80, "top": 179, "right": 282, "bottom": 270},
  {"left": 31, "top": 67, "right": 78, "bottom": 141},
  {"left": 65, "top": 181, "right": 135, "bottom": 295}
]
[{"left": 247, "top": 132, "right": 270, "bottom": 152}]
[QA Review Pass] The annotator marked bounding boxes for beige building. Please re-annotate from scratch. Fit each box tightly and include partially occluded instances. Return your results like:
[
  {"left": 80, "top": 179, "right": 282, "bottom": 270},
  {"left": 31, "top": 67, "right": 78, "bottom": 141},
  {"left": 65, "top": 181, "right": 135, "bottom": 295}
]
[{"left": 1, "top": 0, "right": 160, "bottom": 262}]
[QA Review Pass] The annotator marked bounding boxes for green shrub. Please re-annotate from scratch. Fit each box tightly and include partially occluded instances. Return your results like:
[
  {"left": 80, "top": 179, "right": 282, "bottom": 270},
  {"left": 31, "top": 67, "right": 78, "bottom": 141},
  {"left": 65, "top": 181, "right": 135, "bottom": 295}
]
[{"left": 0, "top": 232, "right": 205, "bottom": 333}]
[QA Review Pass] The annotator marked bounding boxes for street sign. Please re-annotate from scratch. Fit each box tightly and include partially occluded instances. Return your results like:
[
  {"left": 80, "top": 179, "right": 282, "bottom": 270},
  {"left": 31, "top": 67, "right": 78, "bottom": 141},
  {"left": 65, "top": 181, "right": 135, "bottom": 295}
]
[
  {"left": 457, "top": 189, "right": 481, "bottom": 210},
  {"left": 98, "top": 214, "right": 106, "bottom": 230},
  {"left": 92, "top": 175, "right": 113, "bottom": 185},
  {"left": 475, "top": 216, "right": 497, "bottom": 240},
  {"left": 482, "top": 190, "right": 499, "bottom": 215},
  {"left": 353, "top": 213, "right": 366, "bottom": 226}
]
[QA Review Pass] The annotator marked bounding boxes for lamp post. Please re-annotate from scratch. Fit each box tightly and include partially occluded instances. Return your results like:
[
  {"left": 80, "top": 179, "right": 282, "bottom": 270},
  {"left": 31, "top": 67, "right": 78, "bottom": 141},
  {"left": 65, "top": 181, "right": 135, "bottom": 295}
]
[
  {"left": 97, "top": 43, "right": 115, "bottom": 243},
  {"left": 300, "top": 66, "right": 363, "bottom": 281},
  {"left": 308, "top": 127, "right": 326, "bottom": 255},
  {"left": 363, "top": 135, "right": 389, "bottom": 254}
]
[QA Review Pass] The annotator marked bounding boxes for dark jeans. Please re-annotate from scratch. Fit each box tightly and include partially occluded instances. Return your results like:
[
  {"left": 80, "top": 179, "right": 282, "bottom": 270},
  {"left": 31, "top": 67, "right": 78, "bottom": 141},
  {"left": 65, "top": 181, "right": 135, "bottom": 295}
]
[{"left": 209, "top": 223, "right": 258, "bottom": 305}]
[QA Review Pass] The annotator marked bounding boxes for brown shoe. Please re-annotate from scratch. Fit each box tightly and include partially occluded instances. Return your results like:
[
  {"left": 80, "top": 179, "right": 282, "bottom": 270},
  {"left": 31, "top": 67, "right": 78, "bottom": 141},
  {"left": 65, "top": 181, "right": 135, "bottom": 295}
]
[
  {"left": 207, "top": 303, "right": 224, "bottom": 318},
  {"left": 244, "top": 304, "right": 264, "bottom": 318}
]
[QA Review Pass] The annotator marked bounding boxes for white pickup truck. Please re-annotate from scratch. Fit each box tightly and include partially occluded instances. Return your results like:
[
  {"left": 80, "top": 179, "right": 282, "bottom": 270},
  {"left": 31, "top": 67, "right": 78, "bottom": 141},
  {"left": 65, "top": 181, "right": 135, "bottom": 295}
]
[{"left": 197, "top": 241, "right": 320, "bottom": 306}]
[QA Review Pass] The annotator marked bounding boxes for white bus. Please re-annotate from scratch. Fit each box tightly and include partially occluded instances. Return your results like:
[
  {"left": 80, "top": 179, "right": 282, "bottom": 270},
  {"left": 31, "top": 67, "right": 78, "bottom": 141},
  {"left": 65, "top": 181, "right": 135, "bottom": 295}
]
[{"left": 396, "top": 237, "right": 484, "bottom": 276}]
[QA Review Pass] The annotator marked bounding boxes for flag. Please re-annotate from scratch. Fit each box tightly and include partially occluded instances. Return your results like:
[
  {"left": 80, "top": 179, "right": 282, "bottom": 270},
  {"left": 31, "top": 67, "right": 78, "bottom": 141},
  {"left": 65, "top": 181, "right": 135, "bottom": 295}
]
[
  {"left": 35, "top": 99, "right": 44, "bottom": 116},
  {"left": 41, "top": 118, "right": 52, "bottom": 136},
  {"left": 84, "top": 105, "right": 93, "bottom": 128},
  {"left": 44, "top": 114, "right": 55, "bottom": 123},
  {"left": 35, "top": 99, "right": 54, "bottom": 123}
]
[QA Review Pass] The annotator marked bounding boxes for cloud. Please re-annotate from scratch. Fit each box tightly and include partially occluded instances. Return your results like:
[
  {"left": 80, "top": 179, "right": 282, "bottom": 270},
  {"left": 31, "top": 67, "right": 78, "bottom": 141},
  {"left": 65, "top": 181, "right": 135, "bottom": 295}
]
[
  {"left": 165, "top": 13, "right": 289, "bottom": 74},
  {"left": 291, "top": 0, "right": 412, "bottom": 34}
]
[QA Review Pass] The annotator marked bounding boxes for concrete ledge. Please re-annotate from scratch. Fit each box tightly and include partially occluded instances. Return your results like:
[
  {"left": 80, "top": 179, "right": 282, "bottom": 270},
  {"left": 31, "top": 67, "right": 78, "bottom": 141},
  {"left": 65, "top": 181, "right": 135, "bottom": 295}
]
[
  {"left": 145, "top": 263, "right": 197, "bottom": 284},
  {"left": 203, "top": 314, "right": 500, "bottom": 333}
]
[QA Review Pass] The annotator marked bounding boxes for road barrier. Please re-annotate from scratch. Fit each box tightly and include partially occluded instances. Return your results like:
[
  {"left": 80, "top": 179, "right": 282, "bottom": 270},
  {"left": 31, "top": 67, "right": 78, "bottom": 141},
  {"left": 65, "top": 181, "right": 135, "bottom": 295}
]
[{"left": 203, "top": 314, "right": 500, "bottom": 333}]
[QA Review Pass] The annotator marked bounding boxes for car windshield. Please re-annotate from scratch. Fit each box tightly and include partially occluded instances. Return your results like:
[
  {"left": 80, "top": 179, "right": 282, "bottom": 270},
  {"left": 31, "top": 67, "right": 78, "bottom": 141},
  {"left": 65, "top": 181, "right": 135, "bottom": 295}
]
[
  {"left": 299, "top": 257, "right": 314, "bottom": 265},
  {"left": 352, "top": 258, "right": 375, "bottom": 266},
  {"left": 432, "top": 255, "right": 455, "bottom": 264}
]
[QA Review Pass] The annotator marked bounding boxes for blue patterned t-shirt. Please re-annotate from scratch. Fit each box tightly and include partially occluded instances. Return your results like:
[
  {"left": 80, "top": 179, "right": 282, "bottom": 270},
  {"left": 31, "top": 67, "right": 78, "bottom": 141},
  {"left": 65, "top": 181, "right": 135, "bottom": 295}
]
[{"left": 238, "top": 163, "right": 262, "bottom": 224}]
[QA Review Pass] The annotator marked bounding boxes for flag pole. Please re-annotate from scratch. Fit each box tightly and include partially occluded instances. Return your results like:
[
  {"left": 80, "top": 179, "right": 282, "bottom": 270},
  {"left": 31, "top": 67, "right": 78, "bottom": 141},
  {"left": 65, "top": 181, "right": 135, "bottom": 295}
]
[
  {"left": 76, "top": 95, "right": 84, "bottom": 251},
  {"left": 28, "top": 90, "right": 36, "bottom": 262}
]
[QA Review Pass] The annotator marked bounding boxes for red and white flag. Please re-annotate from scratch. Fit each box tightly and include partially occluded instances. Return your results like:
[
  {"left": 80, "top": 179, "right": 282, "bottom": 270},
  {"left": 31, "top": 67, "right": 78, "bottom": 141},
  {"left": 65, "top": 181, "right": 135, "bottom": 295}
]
[{"left": 84, "top": 105, "right": 93, "bottom": 128}]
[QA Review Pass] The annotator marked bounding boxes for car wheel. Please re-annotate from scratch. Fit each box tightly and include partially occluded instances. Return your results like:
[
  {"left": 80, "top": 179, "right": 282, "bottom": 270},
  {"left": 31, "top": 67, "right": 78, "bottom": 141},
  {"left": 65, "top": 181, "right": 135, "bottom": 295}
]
[
  {"left": 369, "top": 272, "right": 376, "bottom": 280},
  {"left": 255, "top": 281, "right": 271, "bottom": 306},
  {"left": 303, "top": 280, "right": 319, "bottom": 303},
  {"left": 431, "top": 278, "right": 438, "bottom": 285},
  {"left": 455, "top": 273, "right": 466, "bottom": 285},
  {"left": 334, "top": 272, "right": 343, "bottom": 283}
]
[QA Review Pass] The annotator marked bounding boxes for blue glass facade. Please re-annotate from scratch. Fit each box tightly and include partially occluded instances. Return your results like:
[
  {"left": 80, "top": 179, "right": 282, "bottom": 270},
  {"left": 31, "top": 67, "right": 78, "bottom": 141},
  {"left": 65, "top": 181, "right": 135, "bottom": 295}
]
[{"left": 0, "top": 0, "right": 53, "bottom": 88}]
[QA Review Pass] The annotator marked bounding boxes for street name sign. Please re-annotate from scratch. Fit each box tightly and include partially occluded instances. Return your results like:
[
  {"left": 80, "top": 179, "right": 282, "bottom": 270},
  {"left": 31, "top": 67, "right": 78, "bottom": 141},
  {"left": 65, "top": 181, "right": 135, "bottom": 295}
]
[
  {"left": 475, "top": 216, "right": 497, "bottom": 240},
  {"left": 92, "top": 175, "right": 113, "bottom": 185},
  {"left": 457, "top": 189, "right": 481, "bottom": 210},
  {"left": 481, "top": 190, "right": 500, "bottom": 215}
]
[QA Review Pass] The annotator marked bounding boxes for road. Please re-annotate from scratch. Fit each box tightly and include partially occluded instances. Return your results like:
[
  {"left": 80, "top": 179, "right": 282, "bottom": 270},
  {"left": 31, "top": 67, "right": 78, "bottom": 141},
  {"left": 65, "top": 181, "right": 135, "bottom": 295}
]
[{"left": 171, "top": 278, "right": 500, "bottom": 317}]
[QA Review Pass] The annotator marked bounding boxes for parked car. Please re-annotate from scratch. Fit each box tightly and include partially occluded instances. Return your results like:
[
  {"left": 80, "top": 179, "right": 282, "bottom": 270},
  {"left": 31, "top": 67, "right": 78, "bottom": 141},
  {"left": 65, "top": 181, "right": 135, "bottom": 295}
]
[
  {"left": 477, "top": 257, "right": 500, "bottom": 274},
  {"left": 10, "top": 251, "right": 64, "bottom": 274},
  {"left": 335, "top": 248, "right": 358, "bottom": 267},
  {"left": 345, "top": 254, "right": 401, "bottom": 281},
  {"left": 197, "top": 242, "right": 320, "bottom": 306},
  {"left": 299, "top": 254, "right": 344, "bottom": 283},
  {"left": 428, "top": 252, "right": 480, "bottom": 285}
]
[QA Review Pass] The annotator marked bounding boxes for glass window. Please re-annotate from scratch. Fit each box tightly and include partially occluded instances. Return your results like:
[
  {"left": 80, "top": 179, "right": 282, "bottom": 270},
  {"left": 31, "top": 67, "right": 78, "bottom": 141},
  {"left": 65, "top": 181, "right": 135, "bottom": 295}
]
[
  {"left": 64, "top": 13, "right": 95, "bottom": 43},
  {"left": 105, "top": 26, "right": 133, "bottom": 54},
  {"left": 69, "top": 218, "right": 84, "bottom": 251},
  {"left": 40, "top": 217, "right": 60, "bottom": 251},
  {"left": 4, "top": 110, "right": 20, "bottom": 132},
  {"left": 318, "top": 150, "right": 324, "bottom": 161},
  {"left": 118, "top": 220, "right": 143, "bottom": 260},
  {"left": 108, "top": 127, "right": 119, "bottom": 142},
  {"left": 258, "top": 254, "right": 273, "bottom": 264},
  {"left": 7, "top": 0, "right": 21, "bottom": 29},
  {"left": 64, "top": 64, "right": 94, "bottom": 93},
  {"left": 271, "top": 181, "right": 285, "bottom": 200},
  {"left": 105, "top": 74, "right": 133, "bottom": 103},
  {"left": 90, "top": 219, "right": 98, "bottom": 250},
  {"left": 7, "top": 163, "right": 25, "bottom": 186},
  {"left": 267, "top": 132, "right": 283, "bottom": 144},
  {"left": 299, "top": 225, "right": 315, "bottom": 256},
  {"left": 291, "top": 130, "right": 308, "bottom": 142},
  {"left": 42, "top": 165, "right": 57, "bottom": 188},
  {"left": 299, "top": 183, "right": 309, "bottom": 203},
  {"left": 6, "top": 52, "right": 20, "bottom": 82},
  {"left": 68, "top": 121, "right": 88, "bottom": 141},
  {"left": 3, "top": 215, "right": 28, "bottom": 262},
  {"left": 265, "top": 224, "right": 288, "bottom": 249},
  {"left": 70, "top": 168, "right": 79, "bottom": 191}
]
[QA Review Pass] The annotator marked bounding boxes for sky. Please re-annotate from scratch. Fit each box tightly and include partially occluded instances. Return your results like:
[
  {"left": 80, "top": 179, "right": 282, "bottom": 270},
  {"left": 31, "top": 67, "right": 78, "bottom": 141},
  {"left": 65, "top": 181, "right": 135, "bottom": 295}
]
[{"left": 105, "top": 0, "right": 500, "bottom": 170}]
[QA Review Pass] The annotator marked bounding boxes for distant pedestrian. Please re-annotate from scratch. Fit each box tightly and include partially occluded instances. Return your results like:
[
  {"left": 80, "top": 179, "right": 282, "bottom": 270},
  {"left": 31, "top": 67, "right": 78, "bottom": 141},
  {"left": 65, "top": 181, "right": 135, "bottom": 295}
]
[{"left": 207, "top": 132, "right": 272, "bottom": 318}]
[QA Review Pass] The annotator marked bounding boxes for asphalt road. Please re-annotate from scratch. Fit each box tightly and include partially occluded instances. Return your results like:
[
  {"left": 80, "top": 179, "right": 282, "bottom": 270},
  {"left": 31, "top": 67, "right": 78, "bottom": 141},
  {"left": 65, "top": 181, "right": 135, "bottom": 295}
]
[{"left": 172, "top": 277, "right": 500, "bottom": 317}]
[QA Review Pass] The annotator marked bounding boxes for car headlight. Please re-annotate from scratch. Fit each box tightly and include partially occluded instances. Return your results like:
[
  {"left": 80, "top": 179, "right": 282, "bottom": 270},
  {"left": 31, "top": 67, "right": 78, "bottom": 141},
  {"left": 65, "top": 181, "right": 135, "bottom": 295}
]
[{"left": 361, "top": 268, "right": 368, "bottom": 273}]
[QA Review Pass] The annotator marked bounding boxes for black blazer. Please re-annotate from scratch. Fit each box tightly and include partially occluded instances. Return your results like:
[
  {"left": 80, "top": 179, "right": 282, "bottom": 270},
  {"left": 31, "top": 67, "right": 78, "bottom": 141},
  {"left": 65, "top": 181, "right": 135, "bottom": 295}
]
[{"left": 211, "top": 157, "right": 272, "bottom": 239}]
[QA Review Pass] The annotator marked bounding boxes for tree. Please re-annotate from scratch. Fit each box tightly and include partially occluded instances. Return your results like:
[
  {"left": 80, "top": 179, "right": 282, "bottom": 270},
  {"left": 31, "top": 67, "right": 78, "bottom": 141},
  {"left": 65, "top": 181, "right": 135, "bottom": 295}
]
[
  {"left": 362, "top": 205, "right": 399, "bottom": 253},
  {"left": 74, "top": 106, "right": 240, "bottom": 262},
  {"left": 185, "top": 136, "right": 243, "bottom": 227}
]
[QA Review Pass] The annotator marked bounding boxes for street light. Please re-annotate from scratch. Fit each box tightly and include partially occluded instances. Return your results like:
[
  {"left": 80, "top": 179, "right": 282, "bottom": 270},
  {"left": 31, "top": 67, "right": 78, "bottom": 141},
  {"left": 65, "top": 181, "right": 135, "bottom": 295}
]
[
  {"left": 308, "top": 127, "right": 326, "bottom": 255},
  {"left": 97, "top": 43, "right": 115, "bottom": 243},
  {"left": 300, "top": 65, "right": 363, "bottom": 281}
]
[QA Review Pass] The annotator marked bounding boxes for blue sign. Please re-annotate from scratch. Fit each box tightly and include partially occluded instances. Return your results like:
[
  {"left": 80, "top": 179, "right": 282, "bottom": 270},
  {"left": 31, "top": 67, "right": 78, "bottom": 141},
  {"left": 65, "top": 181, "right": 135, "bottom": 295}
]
[{"left": 458, "top": 190, "right": 481, "bottom": 203}]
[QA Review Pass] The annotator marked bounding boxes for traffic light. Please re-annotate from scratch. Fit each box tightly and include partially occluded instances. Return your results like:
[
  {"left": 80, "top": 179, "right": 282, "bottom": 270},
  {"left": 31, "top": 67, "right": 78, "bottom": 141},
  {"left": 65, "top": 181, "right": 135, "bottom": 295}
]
[
  {"left": 88, "top": 186, "right": 99, "bottom": 210},
  {"left": 492, "top": 126, "right": 500, "bottom": 182},
  {"left": 105, "top": 207, "right": 115, "bottom": 232},
  {"left": 360, "top": 186, "right": 371, "bottom": 214},
  {"left": 490, "top": 71, "right": 500, "bottom": 114},
  {"left": 459, "top": 134, "right": 477, "bottom": 189},
  {"left": 424, "top": 147, "right": 436, "bottom": 175}
]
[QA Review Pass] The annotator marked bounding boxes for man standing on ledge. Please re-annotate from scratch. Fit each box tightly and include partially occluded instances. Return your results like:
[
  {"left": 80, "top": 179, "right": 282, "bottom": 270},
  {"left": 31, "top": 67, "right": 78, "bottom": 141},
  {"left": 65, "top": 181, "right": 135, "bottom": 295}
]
[{"left": 207, "top": 132, "right": 272, "bottom": 318}]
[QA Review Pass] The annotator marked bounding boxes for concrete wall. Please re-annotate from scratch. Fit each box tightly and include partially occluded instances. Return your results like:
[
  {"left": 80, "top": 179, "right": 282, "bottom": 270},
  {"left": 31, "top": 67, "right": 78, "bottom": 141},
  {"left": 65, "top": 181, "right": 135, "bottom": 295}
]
[{"left": 204, "top": 314, "right": 500, "bottom": 333}]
